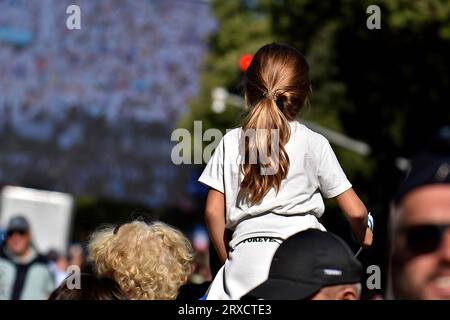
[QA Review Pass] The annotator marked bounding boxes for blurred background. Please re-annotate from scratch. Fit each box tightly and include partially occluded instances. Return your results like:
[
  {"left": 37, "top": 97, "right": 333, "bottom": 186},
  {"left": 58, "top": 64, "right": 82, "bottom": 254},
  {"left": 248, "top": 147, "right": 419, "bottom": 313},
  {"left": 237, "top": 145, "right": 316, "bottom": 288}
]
[{"left": 0, "top": 0, "right": 449, "bottom": 298}]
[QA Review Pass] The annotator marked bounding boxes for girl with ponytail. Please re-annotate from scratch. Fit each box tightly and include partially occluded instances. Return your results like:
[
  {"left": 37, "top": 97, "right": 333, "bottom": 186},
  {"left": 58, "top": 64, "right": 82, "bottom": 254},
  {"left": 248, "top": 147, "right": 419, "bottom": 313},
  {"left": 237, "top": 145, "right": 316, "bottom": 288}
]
[{"left": 199, "top": 43, "right": 372, "bottom": 300}]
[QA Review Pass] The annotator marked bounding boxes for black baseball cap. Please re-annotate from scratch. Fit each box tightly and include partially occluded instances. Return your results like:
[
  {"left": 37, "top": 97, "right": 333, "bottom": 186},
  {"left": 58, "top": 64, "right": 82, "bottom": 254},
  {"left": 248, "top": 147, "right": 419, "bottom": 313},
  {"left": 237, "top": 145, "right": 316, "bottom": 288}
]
[
  {"left": 395, "top": 126, "right": 450, "bottom": 204},
  {"left": 243, "top": 229, "right": 362, "bottom": 300},
  {"left": 6, "top": 215, "right": 30, "bottom": 234}
]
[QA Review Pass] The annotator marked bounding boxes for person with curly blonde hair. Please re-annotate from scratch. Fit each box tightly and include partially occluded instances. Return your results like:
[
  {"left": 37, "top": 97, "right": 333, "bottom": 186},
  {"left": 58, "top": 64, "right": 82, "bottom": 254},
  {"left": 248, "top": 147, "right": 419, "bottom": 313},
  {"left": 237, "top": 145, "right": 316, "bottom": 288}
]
[{"left": 88, "top": 220, "right": 194, "bottom": 300}]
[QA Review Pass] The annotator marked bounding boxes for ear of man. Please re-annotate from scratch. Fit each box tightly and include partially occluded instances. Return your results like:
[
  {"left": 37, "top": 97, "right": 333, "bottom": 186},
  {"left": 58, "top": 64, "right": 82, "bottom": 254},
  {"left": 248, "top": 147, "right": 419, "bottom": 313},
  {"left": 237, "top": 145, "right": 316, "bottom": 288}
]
[
  {"left": 336, "top": 286, "right": 359, "bottom": 300},
  {"left": 318, "top": 284, "right": 360, "bottom": 300}
]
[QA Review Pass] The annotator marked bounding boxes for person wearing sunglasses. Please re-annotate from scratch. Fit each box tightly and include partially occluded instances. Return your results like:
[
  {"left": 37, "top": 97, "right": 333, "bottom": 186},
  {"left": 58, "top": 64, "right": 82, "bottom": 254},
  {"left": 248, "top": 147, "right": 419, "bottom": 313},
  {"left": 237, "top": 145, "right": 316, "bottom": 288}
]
[
  {"left": 388, "top": 127, "right": 450, "bottom": 300},
  {"left": 0, "top": 215, "right": 55, "bottom": 299}
]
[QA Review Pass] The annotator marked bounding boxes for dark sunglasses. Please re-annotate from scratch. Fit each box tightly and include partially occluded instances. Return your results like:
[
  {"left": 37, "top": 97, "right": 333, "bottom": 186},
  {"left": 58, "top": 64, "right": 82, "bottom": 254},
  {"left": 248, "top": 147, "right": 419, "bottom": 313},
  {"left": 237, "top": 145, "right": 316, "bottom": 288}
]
[
  {"left": 6, "top": 229, "right": 28, "bottom": 238},
  {"left": 399, "top": 224, "right": 450, "bottom": 255}
]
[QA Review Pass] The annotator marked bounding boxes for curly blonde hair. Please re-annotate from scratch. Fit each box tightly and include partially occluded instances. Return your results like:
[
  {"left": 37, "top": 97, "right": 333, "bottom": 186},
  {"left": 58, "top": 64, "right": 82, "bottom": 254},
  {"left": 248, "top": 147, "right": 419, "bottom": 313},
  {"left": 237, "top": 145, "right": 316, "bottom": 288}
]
[{"left": 88, "top": 220, "right": 194, "bottom": 300}]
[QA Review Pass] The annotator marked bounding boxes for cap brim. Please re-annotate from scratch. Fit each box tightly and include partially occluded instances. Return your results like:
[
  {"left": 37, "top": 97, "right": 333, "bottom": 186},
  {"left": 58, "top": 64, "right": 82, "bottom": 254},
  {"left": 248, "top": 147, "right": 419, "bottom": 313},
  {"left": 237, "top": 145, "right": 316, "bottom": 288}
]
[
  {"left": 243, "top": 278, "right": 321, "bottom": 300},
  {"left": 7, "top": 227, "right": 28, "bottom": 233}
]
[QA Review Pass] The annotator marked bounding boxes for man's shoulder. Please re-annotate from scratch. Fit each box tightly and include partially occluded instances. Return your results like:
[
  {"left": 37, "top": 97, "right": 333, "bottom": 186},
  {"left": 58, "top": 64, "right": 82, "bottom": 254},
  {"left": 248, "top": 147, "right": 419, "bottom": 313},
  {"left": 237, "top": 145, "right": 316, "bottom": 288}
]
[
  {"left": 27, "top": 255, "right": 53, "bottom": 278},
  {"left": 32, "top": 253, "right": 49, "bottom": 265},
  {"left": 0, "top": 245, "right": 11, "bottom": 261},
  {"left": 0, "top": 252, "right": 15, "bottom": 271}
]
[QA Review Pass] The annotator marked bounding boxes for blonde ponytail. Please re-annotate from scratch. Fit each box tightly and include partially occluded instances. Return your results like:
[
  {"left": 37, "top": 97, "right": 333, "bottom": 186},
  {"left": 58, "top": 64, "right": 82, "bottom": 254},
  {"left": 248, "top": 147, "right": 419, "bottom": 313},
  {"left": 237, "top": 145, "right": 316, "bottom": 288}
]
[
  {"left": 240, "top": 95, "right": 291, "bottom": 205},
  {"left": 239, "top": 42, "right": 311, "bottom": 205}
]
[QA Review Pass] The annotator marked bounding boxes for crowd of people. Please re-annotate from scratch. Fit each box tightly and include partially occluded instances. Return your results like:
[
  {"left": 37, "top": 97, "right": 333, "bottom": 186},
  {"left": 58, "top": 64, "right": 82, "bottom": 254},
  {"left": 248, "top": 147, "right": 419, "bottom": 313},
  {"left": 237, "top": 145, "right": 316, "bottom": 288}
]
[
  {"left": 0, "top": 126, "right": 449, "bottom": 300},
  {"left": 0, "top": 115, "right": 182, "bottom": 206},
  {"left": 0, "top": 0, "right": 215, "bottom": 205},
  {"left": 0, "top": 0, "right": 215, "bottom": 124},
  {"left": 0, "top": 215, "right": 210, "bottom": 300},
  {"left": 0, "top": 4, "right": 448, "bottom": 302}
]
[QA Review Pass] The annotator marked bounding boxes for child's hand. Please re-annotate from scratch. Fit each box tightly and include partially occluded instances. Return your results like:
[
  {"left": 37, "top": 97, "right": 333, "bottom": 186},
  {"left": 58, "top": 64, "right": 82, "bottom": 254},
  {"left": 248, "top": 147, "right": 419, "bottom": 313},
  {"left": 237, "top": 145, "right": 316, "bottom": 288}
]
[{"left": 362, "top": 227, "right": 373, "bottom": 248}]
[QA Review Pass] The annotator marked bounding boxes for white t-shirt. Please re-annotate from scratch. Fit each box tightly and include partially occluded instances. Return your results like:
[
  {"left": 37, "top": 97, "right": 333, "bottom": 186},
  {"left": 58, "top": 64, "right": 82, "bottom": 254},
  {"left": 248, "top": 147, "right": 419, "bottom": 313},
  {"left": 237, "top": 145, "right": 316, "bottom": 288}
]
[{"left": 198, "top": 120, "right": 352, "bottom": 247}]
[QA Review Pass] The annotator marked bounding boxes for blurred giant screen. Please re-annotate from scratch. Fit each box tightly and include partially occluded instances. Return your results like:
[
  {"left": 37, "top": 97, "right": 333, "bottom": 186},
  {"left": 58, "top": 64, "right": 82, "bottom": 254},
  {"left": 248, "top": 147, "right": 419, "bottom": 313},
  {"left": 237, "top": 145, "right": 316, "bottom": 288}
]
[{"left": 0, "top": 0, "right": 215, "bottom": 207}]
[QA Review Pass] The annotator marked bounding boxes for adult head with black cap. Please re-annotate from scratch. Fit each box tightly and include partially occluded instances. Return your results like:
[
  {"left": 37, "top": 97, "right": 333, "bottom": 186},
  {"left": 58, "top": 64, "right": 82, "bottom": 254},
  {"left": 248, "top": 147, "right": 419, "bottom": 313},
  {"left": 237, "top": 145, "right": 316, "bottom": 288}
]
[
  {"left": 242, "top": 229, "right": 362, "bottom": 300},
  {"left": 0, "top": 215, "right": 55, "bottom": 300},
  {"left": 388, "top": 126, "right": 450, "bottom": 300},
  {"left": 4, "top": 215, "right": 32, "bottom": 257}
]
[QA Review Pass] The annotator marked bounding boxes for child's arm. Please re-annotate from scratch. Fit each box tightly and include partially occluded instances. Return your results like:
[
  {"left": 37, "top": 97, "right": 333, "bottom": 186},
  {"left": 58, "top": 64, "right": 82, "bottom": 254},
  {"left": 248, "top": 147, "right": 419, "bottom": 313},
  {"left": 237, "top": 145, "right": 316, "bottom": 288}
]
[
  {"left": 335, "top": 188, "right": 373, "bottom": 247},
  {"left": 204, "top": 188, "right": 229, "bottom": 264}
]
